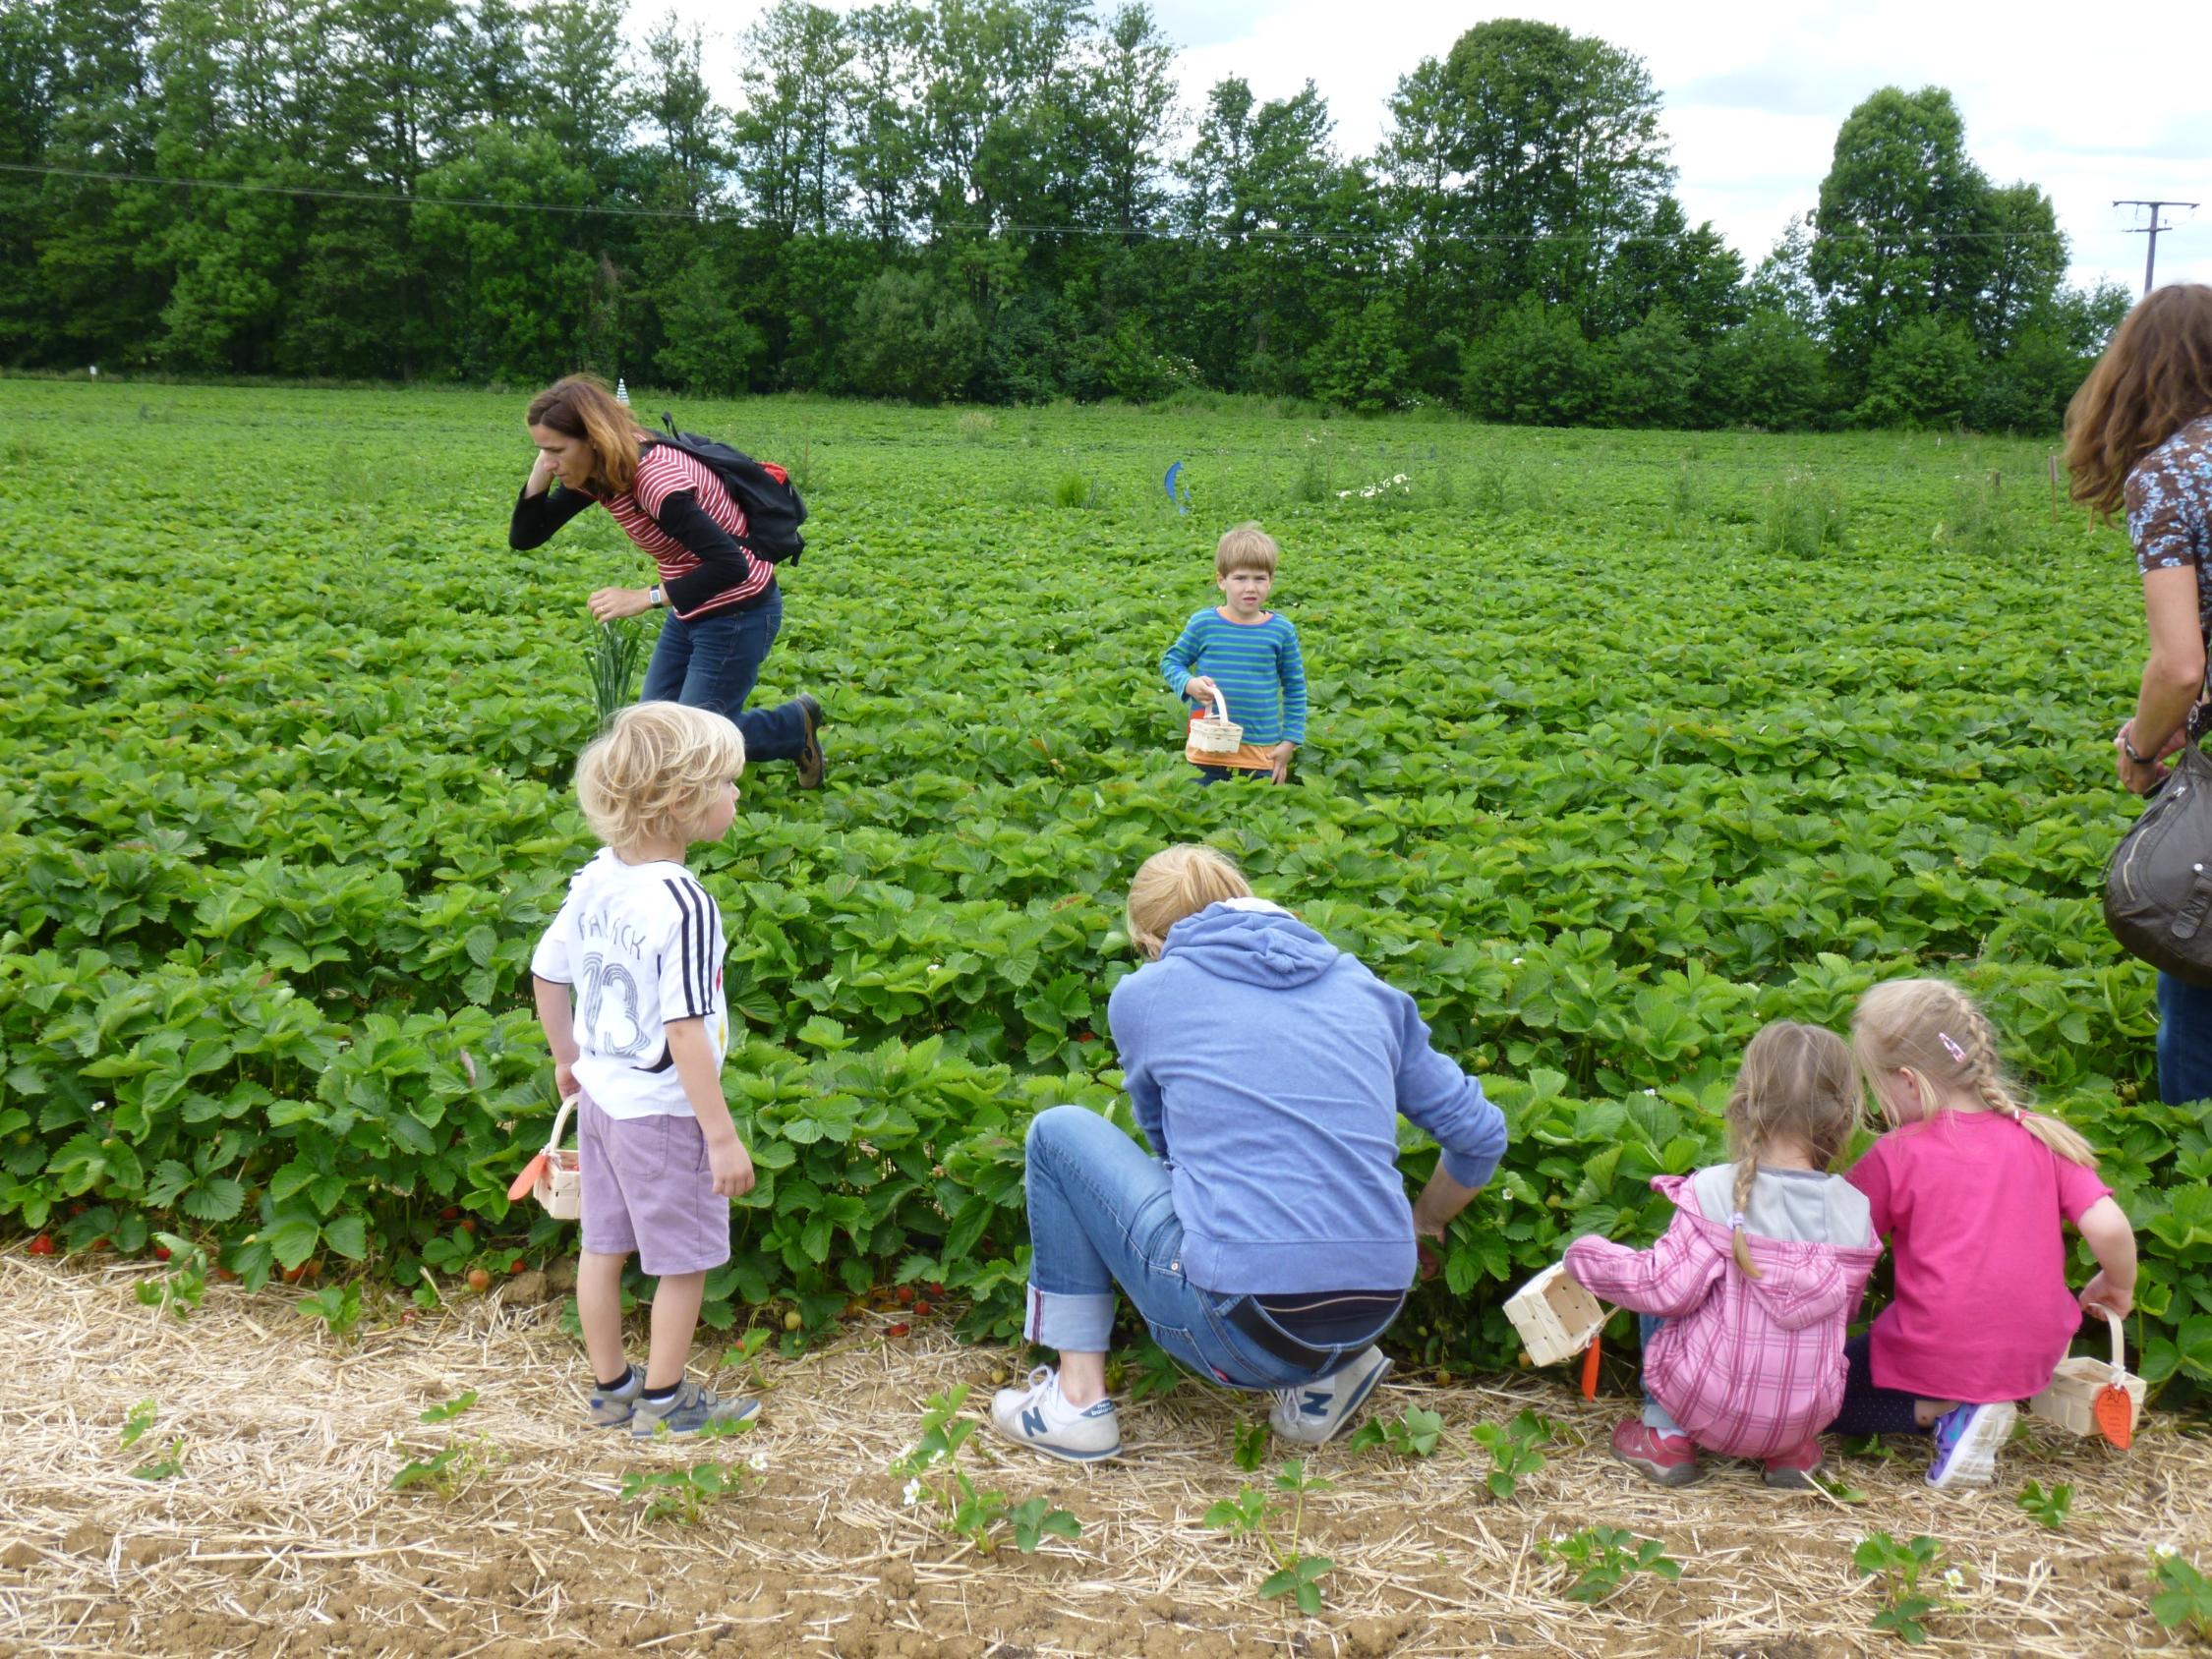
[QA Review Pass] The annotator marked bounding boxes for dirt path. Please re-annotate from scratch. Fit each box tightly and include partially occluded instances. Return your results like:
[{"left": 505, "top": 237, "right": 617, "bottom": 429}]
[{"left": 4, "top": 1255, "right": 2205, "bottom": 1658}]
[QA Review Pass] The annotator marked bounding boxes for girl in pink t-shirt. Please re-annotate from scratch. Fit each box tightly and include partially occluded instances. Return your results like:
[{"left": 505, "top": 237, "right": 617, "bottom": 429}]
[{"left": 1834, "top": 980, "right": 2138, "bottom": 1489}]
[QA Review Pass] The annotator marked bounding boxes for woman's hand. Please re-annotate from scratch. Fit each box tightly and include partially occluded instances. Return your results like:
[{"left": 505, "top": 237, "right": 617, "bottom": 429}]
[
  {"left": 2115, "top": 723, "right": 2172, "bottom": 795},
  {"left": 525, "top": 449, "right": 557, "bottom": 497},
  {"left": 589, "top": 586, "right": 655, "bottom": 622}
]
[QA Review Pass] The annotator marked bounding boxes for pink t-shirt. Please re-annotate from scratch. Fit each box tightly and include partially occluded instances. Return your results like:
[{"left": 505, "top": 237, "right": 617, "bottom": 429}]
[{"left": 1848, "top": 1111, "right": 2111, "bottom": 1403}]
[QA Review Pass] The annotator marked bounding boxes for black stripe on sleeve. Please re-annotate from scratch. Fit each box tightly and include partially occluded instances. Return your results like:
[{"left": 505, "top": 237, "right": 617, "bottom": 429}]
[{"left": 663, "top": 878, "right": 705, "bottom": 1018}]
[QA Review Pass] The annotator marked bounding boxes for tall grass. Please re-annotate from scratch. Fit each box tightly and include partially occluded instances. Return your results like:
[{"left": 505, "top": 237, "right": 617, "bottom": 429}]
[{"left": 586, "top": 618, "right": 649, "bottom": 727}]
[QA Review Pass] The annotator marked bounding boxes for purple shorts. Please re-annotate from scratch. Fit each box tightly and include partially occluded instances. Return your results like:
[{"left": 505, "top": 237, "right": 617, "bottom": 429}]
[{"left": 576, "top": 1094, "right": 731, "bottom": 1277}]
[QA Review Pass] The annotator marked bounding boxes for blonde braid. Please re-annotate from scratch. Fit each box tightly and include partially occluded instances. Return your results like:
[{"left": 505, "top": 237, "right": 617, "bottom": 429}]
[
  {"left": 1729, "top": 1135, "right": 1765, "bottom": 1281},
  {"left": 1950, "top": 990, "right": 2020, "bottom": 1118},
  {"left": 1950, "top": 987, "right": 2101, "bottom": 1172}
]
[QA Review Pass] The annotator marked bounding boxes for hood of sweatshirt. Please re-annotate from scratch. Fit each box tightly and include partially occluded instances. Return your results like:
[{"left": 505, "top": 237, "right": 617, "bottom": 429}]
[
  {"left": 1157, "top": 899, "right": 1341, "bottom": 990},
  {"left": 1654, "top": 1173, "right": 1884, "bottom": 1332}
]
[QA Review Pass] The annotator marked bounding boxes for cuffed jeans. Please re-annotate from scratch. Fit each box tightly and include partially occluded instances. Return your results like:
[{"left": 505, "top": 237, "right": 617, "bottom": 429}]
[
  {"left": 2157, "top": 972, "right": 2212, "bottom": 1107},
  {"left": 1019, "top": 1104, "right": 1396, "bottom": 1392},
  {"left": 639, "top": 586, "right": 809, "bottom": 764},
  {"left": 1638, "top": 1313, "right": 1686, "bottom": 1435}
]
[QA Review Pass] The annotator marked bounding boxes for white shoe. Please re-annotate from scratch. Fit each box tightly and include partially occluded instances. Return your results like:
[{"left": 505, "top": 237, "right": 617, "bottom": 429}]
[
  {"left": 989, "top": 1366, "right": 1122, "bottom": 1462},
  {"left": 1270, "top": 1345, "right": 1393, "bottom": 1445}
]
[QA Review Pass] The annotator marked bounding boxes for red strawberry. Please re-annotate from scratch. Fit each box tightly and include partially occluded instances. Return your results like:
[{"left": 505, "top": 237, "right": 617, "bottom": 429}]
[
  {"left": 29, "top": 1233, "right": 54, "bottom": 1256},
  {"left": 895, "top": 1286, "right": 915, "bottom": 1306},
  {"left": 913, "top": 1299, "right": 933, "bottom": 1318},
  {"left": 153, "top": 1246, "right": 172, "bottom": 1262},
  {"left": 888, "top": 1322, "right": 909, "bottom": 1338}
]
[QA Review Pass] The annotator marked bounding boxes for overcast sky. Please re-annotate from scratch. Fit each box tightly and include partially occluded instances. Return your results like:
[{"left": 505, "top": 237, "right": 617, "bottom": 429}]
[{"left": 654, "top": 0, "right": 2211, "bottom": 295}]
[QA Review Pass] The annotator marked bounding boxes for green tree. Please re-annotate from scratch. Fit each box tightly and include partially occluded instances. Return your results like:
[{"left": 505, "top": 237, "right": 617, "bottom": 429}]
[
  {"left": 734, "top": 1, "right": 853, "bottom": 238},
  {"left": 414, "top": 127, "right": 599, "bottom": 381},
  {"left": 844, "top": 4, "right": 923, "bottom": 253},
  {"left": 1381, "top": 19, "right": 1676, "bottom": 385},
  {"left": 1310, "top": 296, "right": 1411, "bottom": 415},
  {"left": 1077, "top": 4, "right": 1178, "bottom": 238},
  {"left": 1808, "top": 86, "right": 1995, "bottom": 390},
  {"left": 844, "top": 266, "right": 982, "bottom": 402},
  {"left": 1461, "top": 294, "right": 1592, "bottom": 426},
  {"left": 1703, "top": 310, "right": 1831, "bottom": 429},
  {"left": 1853, "top": 314, "right": 1980, "bottom": 429},
  {"left": 1594, "top": 305, "right": 1699, "bottom": 428}
]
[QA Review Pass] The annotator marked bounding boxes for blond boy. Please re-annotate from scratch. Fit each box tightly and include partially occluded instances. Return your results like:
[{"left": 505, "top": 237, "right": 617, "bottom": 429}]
[
  {"left": 1162, "top": 524, "right": 1309, "bottom": 783},
  {"left": 530, "top": 702, "right": 757, "bottom": 1437}
]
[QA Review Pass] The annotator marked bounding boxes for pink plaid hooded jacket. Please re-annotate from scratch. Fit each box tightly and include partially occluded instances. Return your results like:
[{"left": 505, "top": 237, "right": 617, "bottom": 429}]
[{"left": 1564, "top": 1173, "right": 1883, "bottom": 1459}]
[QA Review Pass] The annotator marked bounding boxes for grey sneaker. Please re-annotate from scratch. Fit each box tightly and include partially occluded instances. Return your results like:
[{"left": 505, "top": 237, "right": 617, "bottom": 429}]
[
  {"left": 631, "top": 1378, "right": 760, "bottom": 1440},
  {"left": 1270, "top": 1346, "right": 1393, "bottom": 1445},
  {"left": 588, "top": 1368, "right": 645, "bottom": 1428},
  {"left": 988, "top": 1365, "right": 1122, "bottom": 1462}
]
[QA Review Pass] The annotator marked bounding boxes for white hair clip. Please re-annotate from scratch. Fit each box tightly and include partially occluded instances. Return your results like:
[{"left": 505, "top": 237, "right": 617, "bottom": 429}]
[{"left": 1938, "top": 1032, "right": 1967, "bottom": 1063}]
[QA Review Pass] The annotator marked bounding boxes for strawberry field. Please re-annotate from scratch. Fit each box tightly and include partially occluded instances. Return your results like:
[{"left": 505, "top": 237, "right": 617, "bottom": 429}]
[{"left": 3, "top": 379, "right": 2207, "bottom": 1398}]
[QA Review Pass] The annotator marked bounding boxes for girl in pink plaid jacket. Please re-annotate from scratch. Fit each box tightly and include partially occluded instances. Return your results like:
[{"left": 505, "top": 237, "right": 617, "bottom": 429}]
[{"left": 1563, "top": 1023, "right": 1881, "bottom": 1489}]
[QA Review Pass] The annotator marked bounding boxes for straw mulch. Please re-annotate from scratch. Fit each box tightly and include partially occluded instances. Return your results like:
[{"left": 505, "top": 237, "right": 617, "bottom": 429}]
[{"left": 4, "top": 1254, "right": 2207, "bottom": 1659}]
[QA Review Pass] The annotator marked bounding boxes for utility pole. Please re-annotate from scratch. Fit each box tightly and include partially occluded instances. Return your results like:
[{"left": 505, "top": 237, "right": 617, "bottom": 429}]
[{"left": 2115, "top": 200, "right": 2198, "bottom": 295}]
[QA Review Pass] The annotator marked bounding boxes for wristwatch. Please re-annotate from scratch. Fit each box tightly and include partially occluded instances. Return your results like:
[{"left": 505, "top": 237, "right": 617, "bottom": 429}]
[
  {"left": 647, "top": 585, "right": 665, "bottom": 608},
  {"left": 2121, "top": 725, "right": 2154, "bottom": 766}
]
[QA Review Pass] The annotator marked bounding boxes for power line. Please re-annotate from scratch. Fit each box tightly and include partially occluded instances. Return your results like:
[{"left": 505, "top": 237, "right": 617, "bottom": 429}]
[
  {"left": 2115, "top": 199, "right": 2198, "bottom": 295},
  {"left": 0, "top": 159, "right": 2102, "bottom": 251}
]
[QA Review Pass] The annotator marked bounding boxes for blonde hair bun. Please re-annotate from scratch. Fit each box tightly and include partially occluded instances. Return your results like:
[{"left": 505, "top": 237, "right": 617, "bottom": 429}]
[{"left": 1125, "top": 844, "right": 1254, "bottom": 956}]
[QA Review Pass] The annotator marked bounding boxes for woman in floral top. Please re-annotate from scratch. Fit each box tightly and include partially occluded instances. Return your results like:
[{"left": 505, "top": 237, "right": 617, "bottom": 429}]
[{"left": 2066, "top": 283, "right": 2212, "bottom": 1102}]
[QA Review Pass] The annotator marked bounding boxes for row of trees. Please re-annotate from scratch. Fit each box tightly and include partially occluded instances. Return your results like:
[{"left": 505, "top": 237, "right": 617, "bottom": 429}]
[{"left": 0, "top": 1, "right": 2129, "bottom": 429}]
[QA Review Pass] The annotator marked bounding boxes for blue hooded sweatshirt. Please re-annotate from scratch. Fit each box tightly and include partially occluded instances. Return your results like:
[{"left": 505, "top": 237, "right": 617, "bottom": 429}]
[{"left": 1107, "top": 899, "right": 1508, "bottom": 1295}]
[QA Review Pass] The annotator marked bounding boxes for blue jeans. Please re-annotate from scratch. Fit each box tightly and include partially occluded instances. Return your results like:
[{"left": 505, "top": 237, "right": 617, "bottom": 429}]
[
  {"left": 1638, "top": 1313, "right": 1686, "bottom": 1435},
  {"left": 639, "top": 586, "right": 808, "bottom": 764},
  {"left": 1020, "top": 1105, "right": 1396, "bottom": 1392},
  {"left": 2157, "top": 972, "right": 2212, "bottom": 1106}
]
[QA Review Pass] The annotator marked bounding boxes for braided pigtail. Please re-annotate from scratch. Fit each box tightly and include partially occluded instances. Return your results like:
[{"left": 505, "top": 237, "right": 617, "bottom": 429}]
[
  {"left": 1723, "top": 1021, "right": 1855, "bottom": 1280},
  {"left": 1856, "top": 979, "right": 2102, "bottom": 1173},
  {"left": 1729, "top": 1138, "right": 1764, "bottom": 1280}
]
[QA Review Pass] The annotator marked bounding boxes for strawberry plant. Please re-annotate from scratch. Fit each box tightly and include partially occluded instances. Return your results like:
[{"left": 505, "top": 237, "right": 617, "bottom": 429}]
[
  {"left": 1204, "top": 1459, "right": 1335, "bottom": 1615},
  {"left": 1544, "top": 1527, "right": 1682, "bottom": 1604},
  {"left": 0, "top": 384, "right": 2202, "bottom": 1401},
  {"left": 890, "top": 1386, "right": 1080, "bottom": 1557}
]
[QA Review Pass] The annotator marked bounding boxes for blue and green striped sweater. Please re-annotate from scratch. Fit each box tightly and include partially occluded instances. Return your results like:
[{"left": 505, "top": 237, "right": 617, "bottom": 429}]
[{"left": 1160, "top": 607, "right": 1308, "bottom": 745}]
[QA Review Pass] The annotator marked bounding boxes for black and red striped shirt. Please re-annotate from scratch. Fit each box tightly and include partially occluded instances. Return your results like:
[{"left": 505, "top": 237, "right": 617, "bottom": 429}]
[{"left": 509, "top": 441, "right": 776, "bottom": 619}]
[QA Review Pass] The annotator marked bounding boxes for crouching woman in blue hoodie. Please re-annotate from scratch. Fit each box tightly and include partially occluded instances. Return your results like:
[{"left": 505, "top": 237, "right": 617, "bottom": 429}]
[{"left": 989, "top": 844, "right": 1508, "bottom": 1462}]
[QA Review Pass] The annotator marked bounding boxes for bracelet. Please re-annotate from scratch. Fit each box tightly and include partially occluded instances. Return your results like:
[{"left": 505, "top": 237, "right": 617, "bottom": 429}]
[{"left": 2121, "top": 724, "right": 2154, "bottom": 766}]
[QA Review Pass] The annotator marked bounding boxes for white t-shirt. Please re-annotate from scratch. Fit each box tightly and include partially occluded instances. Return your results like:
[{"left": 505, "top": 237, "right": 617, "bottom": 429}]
[{"left": 530, "top": 849, "right": 729, "bottom": 1119}]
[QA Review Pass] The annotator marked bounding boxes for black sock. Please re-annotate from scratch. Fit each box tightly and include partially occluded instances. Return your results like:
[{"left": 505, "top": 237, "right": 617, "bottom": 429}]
[
  {"left": 598, "top": 1365, "right": 634, "bottom": 1393},
  {"left": 641, "top": 1381, "right": 680, "bottom": 1403}
]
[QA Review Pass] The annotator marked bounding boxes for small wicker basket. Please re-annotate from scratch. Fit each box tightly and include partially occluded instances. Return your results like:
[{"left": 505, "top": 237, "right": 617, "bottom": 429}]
[
  {"left": 1186, "top": 687, "right": 1244, "bottom": 758},
  {"left": 531, "top": 1095, "right": 584, "bottom": 1221},
  {"left": 1503, "top": 1261, "right": 1605, "bottom": 1367},
  {"left": 2027, "top": 1308, "right": 2144, "bottom": 1440}
]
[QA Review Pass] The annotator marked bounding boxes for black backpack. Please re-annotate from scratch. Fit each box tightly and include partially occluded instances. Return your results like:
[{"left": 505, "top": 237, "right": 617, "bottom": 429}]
[
  {"left": 651, "top": 412, "right": 808, "bottom": 565},
  {"left": 2106, "top": 740, "right": 2212, "bottom": 986}
]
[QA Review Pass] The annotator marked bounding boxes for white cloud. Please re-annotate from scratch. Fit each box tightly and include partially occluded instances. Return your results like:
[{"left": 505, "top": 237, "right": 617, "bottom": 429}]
[{"left": 645, "top": 0, "right": 2212, "bottom": 292}]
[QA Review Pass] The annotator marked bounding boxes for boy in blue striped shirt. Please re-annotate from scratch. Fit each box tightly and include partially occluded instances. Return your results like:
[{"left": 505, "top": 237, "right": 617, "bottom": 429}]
[{"left": 1162, "top": 524, "right": 1308, "bottom": 784}]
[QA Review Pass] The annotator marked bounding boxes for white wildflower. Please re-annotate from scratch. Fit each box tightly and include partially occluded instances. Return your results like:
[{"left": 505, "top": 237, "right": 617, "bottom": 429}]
[
  {"left": 2152, "top": 1541, "right": 2182, "bottom": 1561},
  {"left": 748, "top": 1451, "right": 769, "bottom": 1472},
  {"left": 902, "top": 1478, "right": 923, "bottom": 1507},
  {"left": 1942, "top": 1568, "right": 1965, "bottom": 1589},
  {"left": 1510, "top": 957, "right": 1524, "bottom": 967}
]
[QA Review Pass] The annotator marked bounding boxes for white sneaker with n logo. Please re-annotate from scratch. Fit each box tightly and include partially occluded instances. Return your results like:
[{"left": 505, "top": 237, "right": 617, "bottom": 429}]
[
  {"left": 1270, "top": 1345, "right": 1393, "bottom": 1445},
  {"left": 988, "top": 1365, "right": 1122, "bottom": 1462}
]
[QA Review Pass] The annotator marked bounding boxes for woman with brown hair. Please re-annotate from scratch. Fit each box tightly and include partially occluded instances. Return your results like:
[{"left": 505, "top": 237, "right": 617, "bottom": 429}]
[
  {"left": 510, "top": 375, "right": 826, "bottom": 787},
  {"left": 2065, "top": 283, "right": 2212, "bottom": 1101}
]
